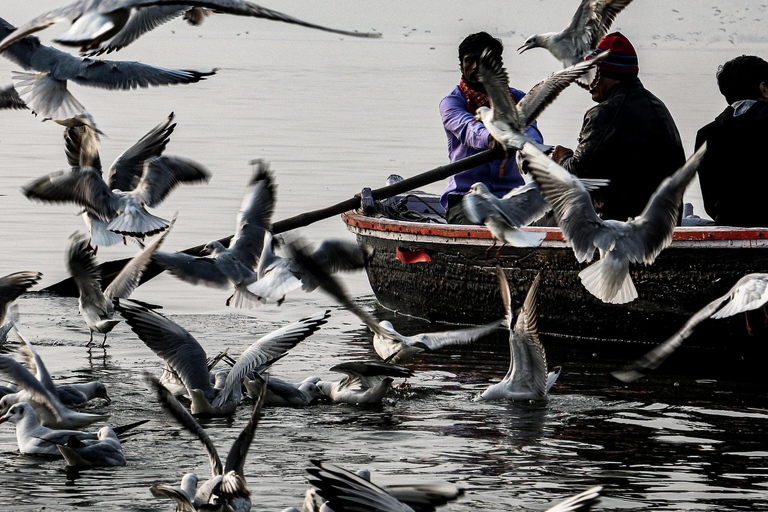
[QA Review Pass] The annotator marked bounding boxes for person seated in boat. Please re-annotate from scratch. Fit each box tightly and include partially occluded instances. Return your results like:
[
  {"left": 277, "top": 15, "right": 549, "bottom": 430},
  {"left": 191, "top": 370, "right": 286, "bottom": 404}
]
[
  {"left": 695, "top": 55, "right": 768, "bottom": 227},
  {"left": 551, "top": 32, "right": 686, "bottom": 221},
  {"left": 439, "top": 31, "right": 544, "bottom": 225}
]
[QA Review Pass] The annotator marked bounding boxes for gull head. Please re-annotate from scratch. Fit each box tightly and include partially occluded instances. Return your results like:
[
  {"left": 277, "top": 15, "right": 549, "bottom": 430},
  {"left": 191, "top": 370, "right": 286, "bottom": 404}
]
[
  {"left": 203, "top": 240, "right": 227, "bottom": 256},
  {"left": 0, "top": 402, "right": 31, "bottom": 425},
  {"left": 474, "top": 106, "right": 492, "bottom": 124},
  {"left": 299, "top": 381, "right": 325, "bottom": 402},
  {"left": 0, "top": 395, "right": 16, "bottom": 417},
  {"left": 468, "top": 182, "right": 491, "bottom": 196},
  {"left": 518, "top": 35, "right": 542, "bottom": 53}
]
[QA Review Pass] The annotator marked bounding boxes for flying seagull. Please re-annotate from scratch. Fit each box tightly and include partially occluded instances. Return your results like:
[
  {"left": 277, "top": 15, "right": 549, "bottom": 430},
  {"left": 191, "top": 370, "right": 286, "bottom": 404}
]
[
  {"left": 521, "top": 142, "right": 707, "bottom": 304},
  {"left": 474, "top": 46, "right": 607, "bottom": 151},
  {"left": 0, "top": 0, "right": 381, "bottom": 54},
  {"left": 0, "top": 272, "right": 42, "bottom": 326},
  {"left": 288, "top": 239, "right": 502, "bottom": 364},
  {"left": 613, "top": 273, "right": 768, "bottom": 382},
  {"left": 0, "top": 16, "right": 215, "bottom": 119},
  {"left": 146, "top": 372, "right": 268, "bottom": 512},
  {"left": 0, "top": 84, "right": 27, "bottom": 109},
  {"left": 476, "top": 270, "right": 560, "bottom": 401},
  {"left": 153, "top": 160, "right": 274, "bottom": 309},
  {"left": 518, "top": 0, "right": 635, "bottom": 88}
]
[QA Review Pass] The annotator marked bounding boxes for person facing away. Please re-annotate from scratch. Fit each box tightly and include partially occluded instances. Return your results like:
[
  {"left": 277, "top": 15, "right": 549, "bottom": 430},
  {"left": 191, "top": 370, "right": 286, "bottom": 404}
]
[
  {"left": 439, "top": 31, "right": 543, "bottom": 225},
  {"left": 695, "top": 55, "right": 768, "bottom": 227},
  {"left": 551, "top": 32, "right": 686, "bottom": 222}
]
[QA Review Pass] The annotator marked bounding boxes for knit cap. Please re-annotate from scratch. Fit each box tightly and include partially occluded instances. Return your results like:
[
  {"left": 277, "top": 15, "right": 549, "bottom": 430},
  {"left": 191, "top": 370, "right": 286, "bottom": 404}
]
[{"left": 586, "top": 32, "right": 639, "bottom": 78}]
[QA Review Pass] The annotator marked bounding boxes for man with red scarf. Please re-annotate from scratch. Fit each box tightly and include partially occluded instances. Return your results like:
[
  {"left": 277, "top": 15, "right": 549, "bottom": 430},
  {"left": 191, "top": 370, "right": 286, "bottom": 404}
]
[{"left": 439, "top": 32, "right": 543, "bottom": 224}]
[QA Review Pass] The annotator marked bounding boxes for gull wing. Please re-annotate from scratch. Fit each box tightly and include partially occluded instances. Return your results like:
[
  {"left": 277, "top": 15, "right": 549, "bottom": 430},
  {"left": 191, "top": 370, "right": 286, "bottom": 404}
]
[
  {"left": 147, "top": 373, "right": 222, "bottom": 477},
  {"left": 0, "top": 84, "right": 27, "bottom": 110},
  {"left": 67, "top": 58, "right": 215, "bottom": 90},
  {"left": 229, "top": 161, "right": 275, "bottom": 271},
  {"left": 712, "top": 274, "right": 768, "bottom": 319},
  {"left": 223, "top": 374, "right": 268, "bottom": 477},
  {"left": 564, "top": 0, "right": 634, "bottom": 58},
  {"left": 461, "top": 192, "right": 494, "bottom": 225},
  {"left": 330, "top": 361, "right": 412, "bottom": 391},
  {"left": 24, "top": 168, "right": 117, "bottom": 222},
  {"left": 104, "top": 216, "right": 176, "bottom": 300},
  {"left": 213, "top": 310, "right": 330, "bottom": 408},
  {"left": 498, "top": 182, "right": 551, "bottom": 227},
  {"left": 521, "top": 143, "right": 606, "bottom": 261},
  {"left": 15, "top": 328, "right": 57, "bottom": 397},
  {"left": 625, "top": 144, "right": 706, "bottom": 264},
  {"left": 0, "top": 6, "right": 84, "bottom": 53},
  {"left": 64, "top": 125, "right": 102, "bottom": 169},
  {"left": 83, "top": 6, "right": 189, "bottom": 56},
  {"left": 67, "top": 232, "right": 111, "bottom": 313},
  {"left": 506, "top": 272, "right": 548, "bottom": 397},
  {"left": 385, "top": 484, "right": 465, "bottom": 512},
  {"left": 119, "top": 303, "right": 214, "bottom": 400},
  {"left": 153, "top": 251, "right": 231, "bottom": 289},
  {"left": 546, "top": 485, "right": 603, "bottom": 512},
  {"left": 611, "top": 292, "right": 729, "bottom": 383},
  {"left": 477, "top": 47, "right": 521, "bottom": 129},
  {"left": 405, "top": 320, "right": 502, "bottom": 351},
  {"left": 307, "top": 460, "right": 415, "bottom": 512},
  {"left": 107, "top": 112, "right": 176, "bottom": 191},
  {"left": 313, "top": 239, "right": 371, "bottom": 275},
  {"left": 0, "top": 271, "right": 42, "bottom": 324},
  {"left": 129, "top": 155, "right": 210, "bottom": 208},
  {"left": 0, "top": 354, "right": 63, "bottom": 420},
  {"left": 517, "top": 53, "right": 607, "bottom": 127}
]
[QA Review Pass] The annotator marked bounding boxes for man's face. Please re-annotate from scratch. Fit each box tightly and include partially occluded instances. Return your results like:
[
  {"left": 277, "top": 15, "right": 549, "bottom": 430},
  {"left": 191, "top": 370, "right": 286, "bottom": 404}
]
[
  {"left": 461, "top": 52, "right": 481, "bottom": 87},
  {"left": 589, "top": 69, "right": 618, "bottom": 102}
]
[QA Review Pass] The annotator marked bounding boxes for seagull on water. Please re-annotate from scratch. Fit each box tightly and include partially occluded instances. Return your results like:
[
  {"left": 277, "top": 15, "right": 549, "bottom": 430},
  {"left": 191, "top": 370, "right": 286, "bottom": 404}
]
[
  {"left": 0, "top": 0, "right": 381, "bottom": 55},
  {"left": 521, "top": 142, "right": 707, "bottom": 304},
  {"left": 474, "top": 45, "right": 607, "bottom": 152},
  {"left": 117, "top": 301, "right": 329, "bottom": 415},
  {"left": 147, "top": 373, "right": 268, "bottom": 512},
  {"left": 263, "top": 375, "right": 324, "bottom": 407},
  {"left": 154, "top": 160, "right": 275, "bottom": 309},
  {"left": 476, "top": 270, "right": 560, "bottom": 401},
  {"left": 54, "top": 425, "right": 126, "bottom": 467},
  {"left": 289, "top": 239, "right": 503, "bottom": 364},
  {"left": 0, "top": 16, "right": 215, "bottom": 119},
  {"left": 518, "top": 0, "right": 635, "bottom": 88},
  {"left": 247, "top": 233, "right": 373, "bottom": 305},
  {"left": 613, "top": 273, "right": 768, "bottom": 382},
  {"left": 67, "top": 221, "right": 174, "bottom": 346},
  {"left": 317, "top": 361, "right": 412, "bottom": 405}
]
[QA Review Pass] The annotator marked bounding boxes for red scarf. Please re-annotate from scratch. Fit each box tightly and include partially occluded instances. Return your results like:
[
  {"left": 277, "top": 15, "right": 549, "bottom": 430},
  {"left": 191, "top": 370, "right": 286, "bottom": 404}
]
[{"left": 458, "top": 77, "right": 491, "bottom": 114}]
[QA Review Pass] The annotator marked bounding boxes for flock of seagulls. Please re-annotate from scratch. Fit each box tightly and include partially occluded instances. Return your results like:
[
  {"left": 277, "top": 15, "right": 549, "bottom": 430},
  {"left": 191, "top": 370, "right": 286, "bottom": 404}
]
[{"left": 0, "top": 0, "right": 758, "bottom": 510}]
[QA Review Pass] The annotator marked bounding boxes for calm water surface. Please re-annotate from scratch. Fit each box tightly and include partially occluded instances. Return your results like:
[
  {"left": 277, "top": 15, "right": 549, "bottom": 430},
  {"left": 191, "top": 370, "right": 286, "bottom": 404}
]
[{"left": 1, "top": 1, "right": 767, "bottom": 510}]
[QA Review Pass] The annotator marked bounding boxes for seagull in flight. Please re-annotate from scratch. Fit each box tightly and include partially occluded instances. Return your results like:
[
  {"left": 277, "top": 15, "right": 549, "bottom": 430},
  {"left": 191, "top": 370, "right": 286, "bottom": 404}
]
[
  {"left": 518, "top": 0, "right": 635, "bottom": 88},
  {"left": 0, "top": 84, "right": 26, "bottom": 109},
  {"left": 521, "top": 142, "right": 707, "bottom": 304},
  {"left": 475, "top": 46, "right": 607, "bottom": 151},
  {"left": 476, "top": 270, "right": 560, "bottom": 401},
  {"left": 154, "top": 161, "right": 274, "bottom": 309},
  {"left": 0, "top": 0, "right": 381, "bottom": 55},
  {"left": 0, "top": 272, "right": 42, "bottom": 327},
  {"left": 288, "top": 239, "right": 502, "bottom": 364},
  {"left": 613, "top": 273, "right": 768, "bottom": 382},
  {"left": 0, "top": 16, "right": 215, "bottom": 120}
]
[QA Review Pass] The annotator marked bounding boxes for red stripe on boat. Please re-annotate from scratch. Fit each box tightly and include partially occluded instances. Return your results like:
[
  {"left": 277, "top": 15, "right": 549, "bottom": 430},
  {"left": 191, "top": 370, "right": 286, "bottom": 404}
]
[{"left": 396, "top": 247, "right": 431, "bottom": 263}]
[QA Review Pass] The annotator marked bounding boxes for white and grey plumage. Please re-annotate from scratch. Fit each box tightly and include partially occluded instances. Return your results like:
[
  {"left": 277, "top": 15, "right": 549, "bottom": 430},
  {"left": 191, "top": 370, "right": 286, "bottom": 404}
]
[
  {"left": 118, "top": 301, "right": 328, "bottom": 415},
  {"left": 0, "top": 17, "right": 214, "bottom": 119},
  {"left": 476, "top": 271, "right": 560, "bottom": 401},
  {"left": 247, "top": 233, "right": 372, "bottom": 305},
  {"left": 613, "top": 273, "right": 768, "bottom": 382},
  {"left": 518, "top": 0, "right": 634, "bottom": 87},
  {"left": 0, "top": 271, "right": 42, "bottom": 325},
  {"left": 306, "top": 460, "right": 465, "bottom": 512},
  {"left": 521, "top": 142, "right": 707, "bottom": 304},
  {"left": 154, "top": 161, "right": 274, "bottom": 309},
  {"left": 0, "top": 84, "right": 27, "bottom": 109},
  {"left": 0, "top": 0, "right": 380, "bottom": 55},
  {"left": 67, "top": 222, "right": 174, "bottom": 346},
  {"left": 317, "top": 361, "right": 412, "bottom": 405},
  {"left": 289, "top": 239, "right": 501, "bottom": 364},
  {"left": 474, "top": 46, "right": 606, "bottom": 151},
  {"left": 0, "top": 355, "right": 109, "bottom": 429},
  {"left": 263, "top": 376, "right": 324, "bottom": 407},
  {"left": 147, "top": 373, "right": 268, "bottom": 512},
  {"left": 25, "top": 120, "right": 209, "bottom": 239},
  {"left": 55, "top": 426, "right": 126, "bottom": 467}
]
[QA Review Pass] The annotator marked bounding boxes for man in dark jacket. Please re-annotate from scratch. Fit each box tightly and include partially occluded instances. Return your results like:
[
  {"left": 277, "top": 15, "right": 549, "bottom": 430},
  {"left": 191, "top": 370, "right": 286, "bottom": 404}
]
[
  {"left": 696, "top": 55, "right": 768, "bottom": 227},
  {"left": 551, "top": 32, "right": 686, "bottom": 221}
]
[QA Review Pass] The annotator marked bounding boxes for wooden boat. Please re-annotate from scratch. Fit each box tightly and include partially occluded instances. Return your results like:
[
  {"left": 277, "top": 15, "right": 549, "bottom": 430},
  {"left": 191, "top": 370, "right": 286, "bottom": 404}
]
[{"left": 342, "top": 194, "right": 768, "bottom": 347}]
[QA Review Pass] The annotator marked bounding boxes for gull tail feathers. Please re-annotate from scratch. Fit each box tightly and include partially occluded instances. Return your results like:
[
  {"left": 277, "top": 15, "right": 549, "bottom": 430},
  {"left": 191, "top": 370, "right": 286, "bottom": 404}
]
[
  {"left": 107, "top": 210, "right": 168, "bottom": 238},
  {"left": 149, "top": 484, "right": 196, "bottom": 512},
  {"left": 12, "top": 71, "right": 84, "bottom": 119},
  {"left": 499, "top": 228, "right": 546, "bottom": 247},
  {"left": 226, "top": 285, "right": 266, "bottom": 309},
  {"left": 579, "top": 258, "right": 637, "bottom": 304},
  {"left": 546, "top": 366, "right": 561, "bottom": 394},
  {"left": 87, "top": 216, "right": 124, "bottom": 247}
]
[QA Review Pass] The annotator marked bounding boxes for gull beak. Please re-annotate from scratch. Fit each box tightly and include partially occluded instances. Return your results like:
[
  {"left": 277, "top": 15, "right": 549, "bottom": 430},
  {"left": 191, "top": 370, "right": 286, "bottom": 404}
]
[
  {"left": 0, "top": 415, "right": 9, "bottom": 425},
  {"left": 517, "top": 44, "right": 530, "bottom": 53},
  {"left": 104, "top": 393, "right": 112, "bottom": 404}
]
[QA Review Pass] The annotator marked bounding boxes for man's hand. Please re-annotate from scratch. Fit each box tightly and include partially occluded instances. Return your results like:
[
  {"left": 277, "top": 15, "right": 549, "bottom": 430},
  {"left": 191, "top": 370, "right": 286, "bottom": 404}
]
[{"left": 552, "top": 145, "right": 573, "bottom": 164}]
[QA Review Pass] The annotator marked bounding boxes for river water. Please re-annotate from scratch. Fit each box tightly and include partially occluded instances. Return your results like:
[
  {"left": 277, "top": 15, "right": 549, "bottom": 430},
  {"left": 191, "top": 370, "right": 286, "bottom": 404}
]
[{"left": 1, "top": 1, "right": 767, "bottom": 510}]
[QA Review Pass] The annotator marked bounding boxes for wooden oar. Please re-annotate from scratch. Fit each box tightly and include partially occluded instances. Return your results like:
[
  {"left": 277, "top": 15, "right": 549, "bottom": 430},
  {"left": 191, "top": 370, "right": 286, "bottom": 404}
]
[{"left": 43, "top": 147, "right": 504, "bottom": 297}]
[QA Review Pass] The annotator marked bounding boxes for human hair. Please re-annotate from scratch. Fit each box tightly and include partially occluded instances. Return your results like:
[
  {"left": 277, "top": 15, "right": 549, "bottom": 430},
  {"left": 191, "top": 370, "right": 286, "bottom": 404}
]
[
  {"left": 716, "top": 55, "right": 768, "bottom": 104},
  {"left": 458, "top": 32, "right": 503, "bottom": 61}
]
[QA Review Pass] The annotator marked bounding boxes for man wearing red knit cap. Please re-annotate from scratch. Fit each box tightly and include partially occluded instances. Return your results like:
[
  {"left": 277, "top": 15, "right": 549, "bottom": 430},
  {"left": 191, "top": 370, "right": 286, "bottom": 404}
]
[{"left": 552, "top": 32, "right": 685, "bottom": 221}]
